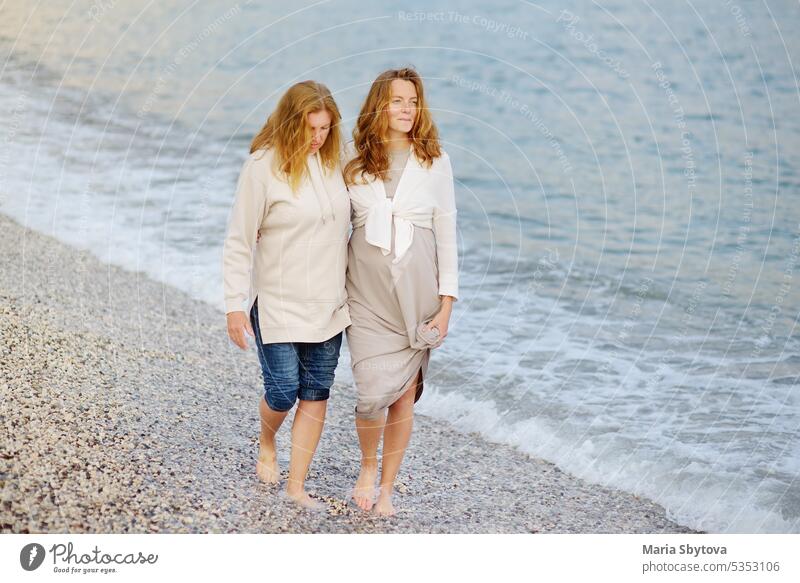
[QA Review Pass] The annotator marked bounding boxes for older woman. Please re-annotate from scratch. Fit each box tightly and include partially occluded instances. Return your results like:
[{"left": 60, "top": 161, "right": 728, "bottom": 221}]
[{"left": 223, "top": 80, "right": 351, "bottom": 510}]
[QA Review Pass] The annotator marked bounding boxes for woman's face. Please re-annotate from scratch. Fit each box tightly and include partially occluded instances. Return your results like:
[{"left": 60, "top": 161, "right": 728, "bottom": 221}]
[
  {"left": 386, "top": 79, "right": 418, "bottom": 135},
  {"left": 307, "top": 109, "right": 332, "bottom": 154}
]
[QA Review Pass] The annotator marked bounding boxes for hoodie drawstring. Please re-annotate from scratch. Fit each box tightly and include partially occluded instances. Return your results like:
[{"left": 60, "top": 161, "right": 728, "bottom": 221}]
[{"left": 309, "top": 152, "right": 336, "bottom": 224}]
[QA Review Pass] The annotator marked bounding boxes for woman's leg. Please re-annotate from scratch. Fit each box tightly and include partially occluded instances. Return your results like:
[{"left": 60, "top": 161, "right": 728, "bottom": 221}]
[
  {"left": 257, "top": 396, "right": 289, "bottom": 483},
  {"left": 352, "top": 413, "right": 386, "bottom": 511},
  {"left": 251, "top": 300, "right": 296, "bottom": 484},
  {"left": 374, "top": 368, "right": 420, "bottom": 516},
  {"left": 285, "top": 398, "right": 328, "bottom": 509},
  {"left": 286, "top": 333, "right": 342, "bottom": 509}
]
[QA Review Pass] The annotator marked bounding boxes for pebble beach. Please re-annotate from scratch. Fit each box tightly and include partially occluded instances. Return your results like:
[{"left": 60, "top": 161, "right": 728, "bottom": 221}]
[{"left": 0, "top": 213, "right": 701, "bottom": 534}]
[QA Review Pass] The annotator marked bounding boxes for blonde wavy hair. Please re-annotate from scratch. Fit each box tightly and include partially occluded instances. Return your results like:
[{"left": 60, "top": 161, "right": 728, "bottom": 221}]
[
  {"left": 250, "top": 80, "right": 342, "bottom": 192},
  {"left": 344, "top": 67, "right": 441, "bottom": 186}
]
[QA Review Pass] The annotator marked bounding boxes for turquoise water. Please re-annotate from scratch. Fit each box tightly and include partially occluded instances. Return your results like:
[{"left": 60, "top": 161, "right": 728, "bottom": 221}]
[{"left": 1, "top": 0, "right": 798, "bottom": 532}]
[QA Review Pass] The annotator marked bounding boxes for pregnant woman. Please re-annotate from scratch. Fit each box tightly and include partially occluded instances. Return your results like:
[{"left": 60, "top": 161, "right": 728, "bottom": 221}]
[
  {"left": 343, "top": 67, "right": 459, "bottom": 516},
  {"left": 223, "top": 81, "right": 351, "bottom": 510}
]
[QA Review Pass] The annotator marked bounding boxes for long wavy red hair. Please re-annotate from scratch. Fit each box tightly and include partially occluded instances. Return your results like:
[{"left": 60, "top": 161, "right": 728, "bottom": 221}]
[
  {"left": 344, "top": 67, "right": 441, "bottom": 186},
  {"left": 250, "top": 80, "right": 342, "bottom": 192}
]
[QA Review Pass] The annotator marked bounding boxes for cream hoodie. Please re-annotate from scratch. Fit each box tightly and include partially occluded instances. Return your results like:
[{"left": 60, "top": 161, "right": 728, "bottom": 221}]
[{"left": 222, "top": 147, "right": 351, "bottom": 343}]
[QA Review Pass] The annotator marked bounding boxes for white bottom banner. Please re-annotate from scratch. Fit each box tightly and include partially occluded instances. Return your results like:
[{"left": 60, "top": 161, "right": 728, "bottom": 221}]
[{"left": 2, "top": 534, "right": 797, "bottom": 582}]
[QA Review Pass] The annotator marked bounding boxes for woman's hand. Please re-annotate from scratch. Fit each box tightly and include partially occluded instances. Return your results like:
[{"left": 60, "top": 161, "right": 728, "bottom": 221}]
[
  {"left": 423, "top": 296, "right": 454, "bottom": 346},
  {"left": 227, "top": 311, "right": 254, "bottom": 350}
]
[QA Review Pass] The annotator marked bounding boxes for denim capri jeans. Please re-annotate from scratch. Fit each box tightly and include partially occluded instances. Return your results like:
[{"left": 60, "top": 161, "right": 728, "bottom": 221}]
[{"left": 249, "top": 297, "right": 343, "bottom": 412}]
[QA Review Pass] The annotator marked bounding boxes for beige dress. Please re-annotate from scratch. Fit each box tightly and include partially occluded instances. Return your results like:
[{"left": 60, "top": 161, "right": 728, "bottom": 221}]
[{"left": 346, "top": 148, "right": 443, "bottom": 419}]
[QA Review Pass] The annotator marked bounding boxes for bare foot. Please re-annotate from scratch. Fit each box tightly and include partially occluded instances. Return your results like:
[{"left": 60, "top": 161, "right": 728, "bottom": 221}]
[
  {"left": 256, "top": 439, "right": 279, "bottom": 484},
  {"left": 351, "top": 462, "right": 378, "bottom": 511},
  {"left": 373, "top": 489, "right": 396, "bottom": 517},
  {"left": 285, "top": 487, "right": 324, "bottom": 511}
]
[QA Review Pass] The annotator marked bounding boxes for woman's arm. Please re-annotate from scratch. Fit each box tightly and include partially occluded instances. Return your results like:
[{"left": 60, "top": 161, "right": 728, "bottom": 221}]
[
  {"left": 432, "top": 152, "right": 459, "bottom": 301},
  {"left": 222, "top": 155, "right": 268, "bottom": 315},
  {"left": 425, "top": 152, "right": 459, "bottom": 343}
]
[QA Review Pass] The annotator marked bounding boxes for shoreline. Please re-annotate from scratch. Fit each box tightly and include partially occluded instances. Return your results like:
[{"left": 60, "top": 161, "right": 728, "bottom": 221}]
[{"left": 0, "top": 212, "right": 701, "bottom": 533}]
